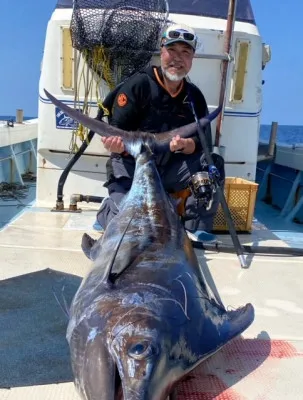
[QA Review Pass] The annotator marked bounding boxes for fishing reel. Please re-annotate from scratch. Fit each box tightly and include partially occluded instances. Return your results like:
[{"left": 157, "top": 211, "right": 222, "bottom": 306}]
[{"left": 188, "top": 165, "right": 220, "bottom": 210}]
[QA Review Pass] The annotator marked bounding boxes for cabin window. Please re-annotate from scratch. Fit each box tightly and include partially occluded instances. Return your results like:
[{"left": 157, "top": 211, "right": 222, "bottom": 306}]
[
  {"left": 61, "top": 27, "right": 74, "bottom": 90},
  {"left": 230, "top": 40, "right": 250, "bottom": 103}
]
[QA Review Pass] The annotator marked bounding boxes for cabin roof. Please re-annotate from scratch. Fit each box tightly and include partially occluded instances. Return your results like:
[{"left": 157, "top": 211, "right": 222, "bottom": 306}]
[{"left": 55, "top": 0, "right": 256, "bottom": 25}]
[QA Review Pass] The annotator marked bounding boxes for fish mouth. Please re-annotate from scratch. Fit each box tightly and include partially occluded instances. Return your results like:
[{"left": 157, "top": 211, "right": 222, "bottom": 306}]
[{"left": 114, "top": 364, "right": 123, "bottom": 400}]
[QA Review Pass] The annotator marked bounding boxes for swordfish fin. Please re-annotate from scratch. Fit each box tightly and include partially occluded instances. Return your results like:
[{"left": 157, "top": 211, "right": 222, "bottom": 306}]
[
  {"left": 81, "top": 233, "right": 98, "bottom": 260},
  {"left": 193, "top": 303, "right": 254, "bottom": 368},
  {"left": 44, "top": 89, "right": 222, "bottom": 154},
  {"left": 102, "top": 212, "right": 136, "bottom": 285},
  {"left": 44, "top": 89, "right": 134, "bottom": 140},
  {"left": 154, "top": 103, "right": 223, "bottom": 146},
  {"left": 224, "top": 302, "right": 255, "bottom": 341},
  {"left": 44, "top": 89, "right": 158, "bottom": 156}
]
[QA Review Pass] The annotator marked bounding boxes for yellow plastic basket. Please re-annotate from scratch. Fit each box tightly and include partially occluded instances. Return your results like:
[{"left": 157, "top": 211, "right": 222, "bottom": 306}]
[{"left": 213, "top": 177, "right": 259, "bottom": 232}]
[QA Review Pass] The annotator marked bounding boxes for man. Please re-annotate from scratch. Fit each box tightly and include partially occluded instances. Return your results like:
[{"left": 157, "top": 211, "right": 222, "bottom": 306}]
[{"left": 96, "top": 23, "right": 225, "bottom": 242}]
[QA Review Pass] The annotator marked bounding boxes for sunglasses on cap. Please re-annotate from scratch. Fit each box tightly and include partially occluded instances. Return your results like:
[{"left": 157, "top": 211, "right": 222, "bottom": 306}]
[{"left": 167, "top": 30, "right": 196, "bottom": 42}]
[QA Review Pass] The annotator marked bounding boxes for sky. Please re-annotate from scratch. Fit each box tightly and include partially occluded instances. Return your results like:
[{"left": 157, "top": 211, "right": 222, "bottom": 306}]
[{"left": 0, "top": 0, "right": 302, "bottom": 125}]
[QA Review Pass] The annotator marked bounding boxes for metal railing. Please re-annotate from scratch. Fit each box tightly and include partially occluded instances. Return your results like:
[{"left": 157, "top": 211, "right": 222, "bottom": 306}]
[{"left": 0, "top": 140, "right": 37, "bottom": 186}]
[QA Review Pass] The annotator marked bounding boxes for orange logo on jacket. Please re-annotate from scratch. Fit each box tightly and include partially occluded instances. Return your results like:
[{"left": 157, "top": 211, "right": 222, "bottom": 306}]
[{"left": 117, "top": 93, "right": 128, "bottom": 107}]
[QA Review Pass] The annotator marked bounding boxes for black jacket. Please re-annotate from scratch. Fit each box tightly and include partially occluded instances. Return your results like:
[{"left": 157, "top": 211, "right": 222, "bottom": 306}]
[{"left": 106, "top": 66, "right": 212, "bottom": 185}]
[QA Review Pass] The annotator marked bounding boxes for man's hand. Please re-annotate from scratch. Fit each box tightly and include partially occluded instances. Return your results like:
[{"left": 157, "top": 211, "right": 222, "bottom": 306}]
[
  {"left": 101, "top": 136, "right": 125, "bottom": 154},
  {"left": 170, "top": 136, "right": 196, "bottom": 154}
]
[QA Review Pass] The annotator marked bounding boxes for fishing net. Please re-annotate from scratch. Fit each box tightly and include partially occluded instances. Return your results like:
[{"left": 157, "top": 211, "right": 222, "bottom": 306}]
[
  {"left": 70, "top": 0, "right": 169, "bottom": 88},
  {"left": 0, "top": 182, "right": 29, "bottom": 201}
]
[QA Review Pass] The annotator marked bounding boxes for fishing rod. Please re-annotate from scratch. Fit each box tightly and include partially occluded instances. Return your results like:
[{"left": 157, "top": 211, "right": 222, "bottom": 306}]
[{"left": 187, "top": 95, "right": 248, "bottom": 268}]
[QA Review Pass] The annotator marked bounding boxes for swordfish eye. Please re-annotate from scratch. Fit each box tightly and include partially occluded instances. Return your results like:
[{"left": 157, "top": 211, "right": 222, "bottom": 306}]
[{"left": 127, "top": 340, "right": 157, "bottom": 360}]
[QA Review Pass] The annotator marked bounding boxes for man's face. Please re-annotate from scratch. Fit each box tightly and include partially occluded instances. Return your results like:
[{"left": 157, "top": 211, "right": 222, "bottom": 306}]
[{"left": 160, "top": 42, "right": 194, "bottom": 82}]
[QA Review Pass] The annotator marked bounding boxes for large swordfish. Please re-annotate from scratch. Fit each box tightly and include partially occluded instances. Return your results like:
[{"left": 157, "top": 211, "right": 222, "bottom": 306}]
[{"left": 45, "top": 89, "right": 254, "bottom": 400}]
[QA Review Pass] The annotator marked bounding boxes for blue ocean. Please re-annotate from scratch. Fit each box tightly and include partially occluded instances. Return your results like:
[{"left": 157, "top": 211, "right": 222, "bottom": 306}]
[
  {"left": 259, "top": 124, "right": 303, "bottom": 145},
  {"left": 0, "top": 115, "right": 34, "bottom": 122}
]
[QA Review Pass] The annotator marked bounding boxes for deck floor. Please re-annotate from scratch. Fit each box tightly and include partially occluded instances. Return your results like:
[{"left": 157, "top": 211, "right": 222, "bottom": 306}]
[{"left": 0, "top": 203, "right": 302, "bottom": 399}]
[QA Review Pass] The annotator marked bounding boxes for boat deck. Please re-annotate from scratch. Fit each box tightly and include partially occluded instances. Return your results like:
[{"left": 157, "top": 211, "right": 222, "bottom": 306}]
[{"left": 0, "top": 202, "right": 303, "bottom": 400}]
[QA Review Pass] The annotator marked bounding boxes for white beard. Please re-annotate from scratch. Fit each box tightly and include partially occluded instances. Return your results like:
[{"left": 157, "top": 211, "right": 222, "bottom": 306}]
[{"left": 162, "top": 67, "right": 186, "bottom": 82}]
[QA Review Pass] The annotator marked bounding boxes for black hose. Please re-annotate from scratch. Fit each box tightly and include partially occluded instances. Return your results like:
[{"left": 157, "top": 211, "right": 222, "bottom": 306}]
[
  {"left": 192, "top": 241, "right": 303, "bottom": 257},
  {"left": 76, "top": 195, "right": 104, "bottom": 204},
  {"left": 56, "top": 109, "right": 104, "bottom": 203},
  {"left": 57, "top": 130, "right": 95, "bottom": 202},
  {"left": 56, "top": 82, "right": 125, "bottom": 205},
  {"left": 81, "top": 195, "right": 104, "bottom": 203}
]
